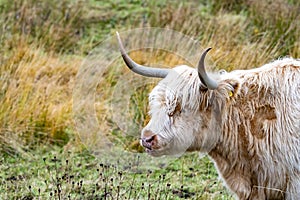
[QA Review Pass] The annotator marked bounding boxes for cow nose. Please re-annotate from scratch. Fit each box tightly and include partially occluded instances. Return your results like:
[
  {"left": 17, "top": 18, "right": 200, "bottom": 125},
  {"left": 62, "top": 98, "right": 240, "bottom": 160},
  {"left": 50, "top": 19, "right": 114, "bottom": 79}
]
[{"left": 140, "top": 130, "right": 158, "bottom": 150}]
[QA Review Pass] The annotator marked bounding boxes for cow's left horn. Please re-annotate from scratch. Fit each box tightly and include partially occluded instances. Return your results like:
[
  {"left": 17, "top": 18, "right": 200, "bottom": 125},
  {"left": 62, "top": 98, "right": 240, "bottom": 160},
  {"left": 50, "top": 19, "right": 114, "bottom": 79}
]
[
  {"left": 197, "top": 48, "right": 218, "bottom": 90},
  {"left": 117, "top": 32, "right": 170, "bottom": 78}
]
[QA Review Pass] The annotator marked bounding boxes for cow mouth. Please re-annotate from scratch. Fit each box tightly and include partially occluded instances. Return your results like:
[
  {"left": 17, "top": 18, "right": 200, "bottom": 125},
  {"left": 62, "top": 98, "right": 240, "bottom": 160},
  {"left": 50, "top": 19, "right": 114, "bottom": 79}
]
[
  {"left": 140, "top": 136, "right": 168, "bottom": 156},
  {"left": 141, "top": 139, "right": 152, "bottom": 151},
  {"left": 142, "top": 143, "right": 165, "bottom": 157},
  {"left": 141, "top": 140, "right": 161, "bottom": 156}
]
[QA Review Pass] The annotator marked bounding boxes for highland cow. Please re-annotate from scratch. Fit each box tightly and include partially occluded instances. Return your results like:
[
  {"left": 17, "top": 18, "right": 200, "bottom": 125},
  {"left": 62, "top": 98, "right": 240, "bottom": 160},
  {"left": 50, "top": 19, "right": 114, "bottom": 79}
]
[{"left": 117, "top": 32, "right": 300, "bottom": 199}]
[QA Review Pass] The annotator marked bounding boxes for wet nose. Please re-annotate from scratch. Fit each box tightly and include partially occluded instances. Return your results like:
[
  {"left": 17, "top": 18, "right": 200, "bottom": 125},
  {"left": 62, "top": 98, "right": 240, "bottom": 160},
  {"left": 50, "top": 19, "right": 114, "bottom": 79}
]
[{"left": 140, "top": 130, "right": 158, "bottom": 150}]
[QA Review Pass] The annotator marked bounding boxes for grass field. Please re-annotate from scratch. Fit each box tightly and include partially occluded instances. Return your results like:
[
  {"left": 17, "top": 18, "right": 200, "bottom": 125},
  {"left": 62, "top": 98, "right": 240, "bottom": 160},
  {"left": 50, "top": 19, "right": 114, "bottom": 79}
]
[
  {"left": 0, "top": 0, "right": 299, "bottom": 199},
  {"left": 0, "top": 147, "right": 232, "bottom": 199}
]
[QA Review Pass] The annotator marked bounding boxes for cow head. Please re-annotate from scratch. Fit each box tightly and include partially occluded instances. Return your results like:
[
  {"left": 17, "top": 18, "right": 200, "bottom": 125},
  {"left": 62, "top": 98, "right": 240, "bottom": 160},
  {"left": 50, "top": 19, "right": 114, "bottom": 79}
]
[{"left": 117, "top": 32, "right": 237, "bottom": 157}]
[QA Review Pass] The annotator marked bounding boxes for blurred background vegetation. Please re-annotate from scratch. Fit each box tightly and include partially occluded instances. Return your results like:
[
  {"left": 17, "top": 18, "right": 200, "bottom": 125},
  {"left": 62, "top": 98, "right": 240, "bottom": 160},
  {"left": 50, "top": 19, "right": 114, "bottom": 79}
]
[{"left": 0, "top": 0, "right": 299, "bottom": 199}]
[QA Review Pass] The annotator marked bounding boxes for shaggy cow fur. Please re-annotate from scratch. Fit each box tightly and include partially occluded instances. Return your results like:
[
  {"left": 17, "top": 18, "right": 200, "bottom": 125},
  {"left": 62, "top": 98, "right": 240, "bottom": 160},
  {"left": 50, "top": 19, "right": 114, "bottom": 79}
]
[{"left": 141, "top": 58, "right": 300, "bottom": 199}]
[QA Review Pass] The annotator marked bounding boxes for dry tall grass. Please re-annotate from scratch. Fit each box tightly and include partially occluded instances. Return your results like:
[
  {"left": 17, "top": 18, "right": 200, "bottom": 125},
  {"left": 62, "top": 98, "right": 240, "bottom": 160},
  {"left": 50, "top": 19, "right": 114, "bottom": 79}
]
[
  {"left": 0, "top": 0, "right": 299, "bottom": 153},
  {"left": 0, "top": 42, "right": 79, "bottom": 153}
]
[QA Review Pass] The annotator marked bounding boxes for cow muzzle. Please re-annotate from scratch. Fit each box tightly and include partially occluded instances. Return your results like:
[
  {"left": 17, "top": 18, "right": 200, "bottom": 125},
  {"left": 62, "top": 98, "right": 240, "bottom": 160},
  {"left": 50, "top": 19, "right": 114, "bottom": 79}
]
[{"left": 140, "top": 130, "right": 159, "bottom": 151}]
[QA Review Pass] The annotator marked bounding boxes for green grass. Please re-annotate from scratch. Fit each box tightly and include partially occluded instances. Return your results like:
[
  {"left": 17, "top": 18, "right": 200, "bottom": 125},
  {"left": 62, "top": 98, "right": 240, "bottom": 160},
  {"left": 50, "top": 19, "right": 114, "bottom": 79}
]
[
  {"left": 0, "top": 0, "right": 299, "bottom": 198},
  {"left": 0, "top": 147, "right": 232, "bottom": 199}
]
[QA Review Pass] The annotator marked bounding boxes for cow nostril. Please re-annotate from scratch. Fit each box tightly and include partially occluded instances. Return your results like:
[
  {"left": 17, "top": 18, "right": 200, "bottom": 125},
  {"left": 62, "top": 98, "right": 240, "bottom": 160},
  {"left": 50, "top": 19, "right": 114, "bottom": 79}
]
[{"left": 145, "top": 135, "right": 156, "bottom": 143}]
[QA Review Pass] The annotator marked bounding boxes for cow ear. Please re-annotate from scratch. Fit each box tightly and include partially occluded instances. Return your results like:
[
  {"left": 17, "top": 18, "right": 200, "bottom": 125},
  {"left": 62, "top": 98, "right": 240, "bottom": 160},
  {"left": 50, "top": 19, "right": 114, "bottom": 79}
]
[{"left": 225, "top": 79, "right": 240, "bottom": 98}]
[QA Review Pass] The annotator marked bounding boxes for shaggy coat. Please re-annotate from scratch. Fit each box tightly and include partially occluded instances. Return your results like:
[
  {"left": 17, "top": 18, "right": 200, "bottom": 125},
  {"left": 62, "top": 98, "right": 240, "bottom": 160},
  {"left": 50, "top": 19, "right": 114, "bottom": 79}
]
[{"left": 141, "top": 58, "right": 300, "bottom": 199}]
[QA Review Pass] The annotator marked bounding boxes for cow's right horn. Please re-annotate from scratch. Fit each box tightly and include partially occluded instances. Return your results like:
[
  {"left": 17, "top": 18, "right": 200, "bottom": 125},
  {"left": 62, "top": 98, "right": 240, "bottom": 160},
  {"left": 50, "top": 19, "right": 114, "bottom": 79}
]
[
  {"left": 197, "top": 48, "right": 218, "bottom": 90},
  {"left": 117, "top": 32, "right": 170, "bottom": 78}
]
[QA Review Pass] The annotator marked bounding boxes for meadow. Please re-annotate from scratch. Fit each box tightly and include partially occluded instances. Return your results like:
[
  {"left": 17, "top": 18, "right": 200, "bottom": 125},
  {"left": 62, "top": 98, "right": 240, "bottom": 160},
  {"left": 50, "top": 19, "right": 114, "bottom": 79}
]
[{"left": 0, "top": 0, "right": 299, "bottom": 199}]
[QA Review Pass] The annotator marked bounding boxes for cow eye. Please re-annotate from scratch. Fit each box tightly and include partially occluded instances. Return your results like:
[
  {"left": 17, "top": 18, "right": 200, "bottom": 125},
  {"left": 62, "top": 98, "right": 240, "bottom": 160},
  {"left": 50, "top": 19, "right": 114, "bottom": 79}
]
[
  {"left": 168, "top": 112, "right": 174, "bottom": 117},
  {"left": 168, "top": 107, "right": 182, "bottom": 117}
]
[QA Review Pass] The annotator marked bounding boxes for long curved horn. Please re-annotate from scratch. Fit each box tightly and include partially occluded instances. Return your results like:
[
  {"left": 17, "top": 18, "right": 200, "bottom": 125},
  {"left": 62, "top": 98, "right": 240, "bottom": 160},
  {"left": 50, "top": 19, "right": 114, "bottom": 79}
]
[
  {"left": 116, "top": 32, "right": 170, "bottom": 78},
  {"left": 197, "top": 48, "right": 218, "bottom": 90}
]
